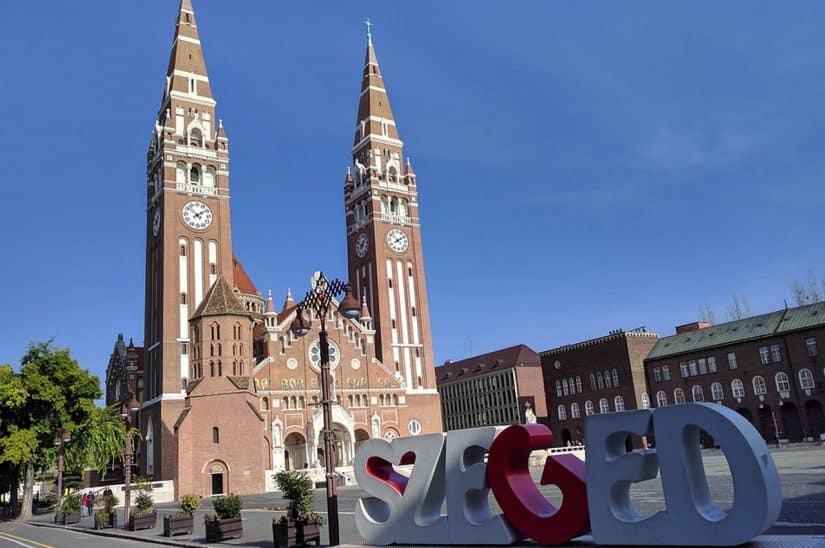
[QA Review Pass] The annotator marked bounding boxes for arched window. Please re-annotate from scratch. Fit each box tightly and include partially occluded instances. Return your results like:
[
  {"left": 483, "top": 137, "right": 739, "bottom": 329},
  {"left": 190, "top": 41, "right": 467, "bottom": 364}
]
[
  {"left": 585, "top": 400, "right": 595, "bottom": 416},
  {"left": 190, "top": 127, "right": 203, "bottom": 147},
  {"left": 603, "top": 370, "right": 612, "bottom": 389},
  {"left": 614, "top": 395, "right": 625, "bottom": 411},
  {"left": 752, "top": 375, "right": 767, "bottom": 395},
  {"left": 146, "top": 418, "right": 155, "bottom": 475},
  {"left": 589, "top": 373, "right": 596, "bottom": 390},
  {"left": 299, "top": 396, "right": 305, "bottom": 409},
  {"left": 261, "top": 397, "right": 269, "bottom": 410},
  {"left": 212, "top": 427, "right": 219, "bottom": 444},
  {"left": 692, "top": 385, "right": 704, "bottom": 402},
  {"left": 599, "top": 398, "right": 609, "bottom": 414},
  {"left": 568, "top": 377, "right": 575, "bottom": 394},
  {"left": 656, "top": 391, "right": 667, "bottom": 407},
  {"left": 775, "top": 372, "right": 790, "bottom": 392},
  {"left": 674, "top": 388, "right": 686, "bottom": 404},
  {"left": 557, "top": 405, "right": 567, "bottom": 421},
  {"left": 203, "top": 166, "right": 216, "bottom": 188},
  {"left": 388, "top": 165, "right": 398, "bottom": 183},
  {"left": 555, "top": 380, "right": 562, "bottom": 397},
  {"left": 731, "top": 379, "right": 745, "bottom": 399},
  {"left": 575, "top": 376, "right": 582, "bottom": 393},
  {"left": 597, "top": 372, "right": 604, "bottom": 390},
  {"left": 209, "top": 361, "right": 215, "bottom": 377},
  {"left": 711, "top": 382, "right": 724, "bottom": 401},
  {"left": 612, "top": 368, "right": 619, "bottom": 387},
  {"left": 190, "top": 164, "right": 201, "bottom": 183},
  {"left": 282, "top": 397, "right": 289, "bottom": 409},
  {"left": 799, "top": 368, "right": 815, "bottom": 390},
  {"left": 571, "top": 402, "right": 581, "bottom": 418},
  {"left": 392, "top": 394, "right": 399, "bottom": 405},
  {"left": 641, "top": 393, "right": 650, "bottom": 409},
  {"left": 389, "top": 197, "right": 398, "bottom": 214},
  {"left": 562, "top": 378, "right": 569, "bottom": 396},
  {"left": 176, "top": 162, "right": 186, "bottom": 183}
]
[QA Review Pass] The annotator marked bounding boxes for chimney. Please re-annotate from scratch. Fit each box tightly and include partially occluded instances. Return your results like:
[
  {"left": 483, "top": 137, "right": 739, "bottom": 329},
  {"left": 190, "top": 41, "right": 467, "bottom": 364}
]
[{"left": 675, "top": 321, "right": 711, "bottom": 334}]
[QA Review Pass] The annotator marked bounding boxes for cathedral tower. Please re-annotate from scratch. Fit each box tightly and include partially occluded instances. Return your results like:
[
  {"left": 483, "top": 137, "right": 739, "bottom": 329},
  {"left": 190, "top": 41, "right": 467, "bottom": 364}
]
[
  {"left": 142, "top": 0, "right": 234, "bottom": 479},
  {"left": 345, "top": 25, "right": 442, "bottom": 432}
]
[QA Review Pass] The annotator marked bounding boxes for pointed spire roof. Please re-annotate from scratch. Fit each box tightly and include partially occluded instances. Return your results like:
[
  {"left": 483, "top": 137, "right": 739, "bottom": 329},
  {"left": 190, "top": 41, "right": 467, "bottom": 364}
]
[
  {"left": 165, "top": 0, "right": 214, "bottom": 101},
  {"left": 191, "top": 276, "right": 247, "bottom": 319},
  {"left": 282, "top": 288, "right": 294, "bottom": 311},
  {"left": 265, "top": 289, "right": 276, "bottom": 314},
  {"left": 360, "top": 294, "right": 372, "bottom": 322},
  {"left": 232, "top": 256, "right": 258, "bottom": 295},
  {"left": 353, "top": 20, "right": 402, "bottom": 151}
]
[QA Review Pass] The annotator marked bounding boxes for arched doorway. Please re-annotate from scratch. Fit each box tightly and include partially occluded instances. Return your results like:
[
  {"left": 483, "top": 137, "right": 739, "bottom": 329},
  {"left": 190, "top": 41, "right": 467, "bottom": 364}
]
[
  {"left": 758, "top": 406, "right": 778, "bottom": 442},
  {"left": 354, "top": 429, "right": 370, "bottom": 454},
  {"left": 333, "top": 424, "right": 353, "bottom": 467},
  {"left": 284, "top": 432, "right": 307, "bottom": 470},
  {"left": 561, "top": 428, "right": 572, "bottom": 446},
  {"left": 781, "top": 402, "right": 803, "bottom": 441},
  {"left": 208, "top": 462, "right": 226, "bottom": 496},
  {"left": 805, "top": 400, "right": 825, "bottom": 439}
]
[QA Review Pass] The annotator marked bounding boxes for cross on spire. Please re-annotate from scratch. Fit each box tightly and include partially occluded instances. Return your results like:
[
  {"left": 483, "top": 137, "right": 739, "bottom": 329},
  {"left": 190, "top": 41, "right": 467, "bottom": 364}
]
[{"left": 364, "top": 18, "right": 374, "bottom": 45}]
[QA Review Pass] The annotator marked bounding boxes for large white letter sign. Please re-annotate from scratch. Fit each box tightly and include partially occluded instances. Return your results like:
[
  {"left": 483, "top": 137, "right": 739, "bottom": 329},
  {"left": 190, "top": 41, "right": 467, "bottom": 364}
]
[
  {"left": 354, "top": 433, "right": 449, "bottom": 545},
  {"left": 586, "top": 409, "right": 661, "bottom": 543},
  {"left": 586, "top": 404, "right": 781, "bottom": 546},
  {"left": 653, "top": 403, "right": 781, "bottom": 546},
  {"left": 445, "top": 427, "right": 519, "bottom": 544}
]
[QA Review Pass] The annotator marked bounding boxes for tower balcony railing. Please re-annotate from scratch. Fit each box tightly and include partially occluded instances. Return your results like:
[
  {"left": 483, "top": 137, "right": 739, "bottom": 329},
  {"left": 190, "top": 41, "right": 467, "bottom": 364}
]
[
  {"left": 175, "top": 183, "right": 220, "bottom": 197},
  {"left": 175, "top": 144, "right": 218, "bottom": 160},
  {"left": 378, "top": 212, "right": 412, "bottom": 225}
]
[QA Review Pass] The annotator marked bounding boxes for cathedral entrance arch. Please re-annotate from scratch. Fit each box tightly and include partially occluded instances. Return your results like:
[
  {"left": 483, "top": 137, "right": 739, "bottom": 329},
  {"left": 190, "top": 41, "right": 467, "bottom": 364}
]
[
  {"left": 354, "top": 428, "right": 370, "bottom": 454},
  {"left": 202, "top": 460, "right": 228, "bottom": 496},
  {"left": 310, "top": 406, "right": 355, "bottom": 467},
  {"left": 284, "top": 432, "right": 307, "bottom": 470}
]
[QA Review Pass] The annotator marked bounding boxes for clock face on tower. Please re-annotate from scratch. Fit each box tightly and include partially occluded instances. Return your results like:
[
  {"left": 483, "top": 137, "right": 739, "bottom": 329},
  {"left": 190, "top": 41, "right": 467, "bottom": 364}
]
[
  {"left": 152, "top": 209, "right": 161, "bottom": 237},
  {"left": 182, "top": 201, "right": 213, "bottom": 230},
  {"left": 355, "top": 233, "right": 369, "bottom": 258},
  {"left": 386, "top": 228, "right": 409, "bottom": 253}
]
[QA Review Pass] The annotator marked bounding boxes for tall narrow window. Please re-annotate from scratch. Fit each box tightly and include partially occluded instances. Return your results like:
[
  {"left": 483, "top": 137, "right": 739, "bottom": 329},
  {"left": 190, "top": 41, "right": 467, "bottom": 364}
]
[
  {"left": 731, "top": 379, "right": 745, "bottom": 399},
  {"left": 585, "top": 400, "right": 594, "bottom": 416},
  {"left": 571, "top": 403, "right": 581, "bottom": 418},
  {"left": 752, "top": 375, "right": 767, "bottom": 395},
  {"left": 612, "top": 368, "right": 619, "bottom": 386},
  {"left": 641, "top": 393, "right": 650, "bottom": 409},
  {"left": 692, "top": 385, "right": 704, "bottom": 402},
  {"left": 614, "top": 395, "right": 625, "bottom": 411},
  {"left": 656, "top": 391, "right": 667, "bottom": 407},
  {"left": 799, "top": 369, "right": 815, "bottom": 390},
  {"left": 674, "top": 388, "right": 686, "bottom": 404},
  {"left": 599, "top": 398, "right": 609, "bottom": 414},
  {"left": 806, "top": 337, "right": 818, "bottom": 358},
  {"left": 775, "top": 372, "right": 790, "bottom": 392},
  {"left": 711, "top": 382, "right": 724, "bottom": 401},
  {"left": 557, "top": 405, "right": 567, "bottom": 421},
  {"left": 212, "top": 427, "right": 219, "bottom": 444},
  {"left": 727, "top": 352, "right": 738, "bottom": 369}
]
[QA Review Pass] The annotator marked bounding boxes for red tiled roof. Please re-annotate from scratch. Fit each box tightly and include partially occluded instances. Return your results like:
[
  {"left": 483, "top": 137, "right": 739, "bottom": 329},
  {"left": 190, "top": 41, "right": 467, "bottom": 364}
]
[
  {"left": 435, "top": 344, "right": 540, "bottom": 385},
  {"left": 233, "top": 256, "right": 258, "bottom": 295}
]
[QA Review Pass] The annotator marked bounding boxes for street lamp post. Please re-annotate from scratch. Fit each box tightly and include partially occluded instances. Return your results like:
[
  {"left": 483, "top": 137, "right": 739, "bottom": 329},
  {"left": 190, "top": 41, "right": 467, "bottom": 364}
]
[
  {"left": 120, "top": 391, "right": 140, "bottom": 527},
  {"left": 290, "top": 273, "right": 360, "bottom": 546},
  {"left": 53, "top": 427, "right": 71, "bottom": 508}
]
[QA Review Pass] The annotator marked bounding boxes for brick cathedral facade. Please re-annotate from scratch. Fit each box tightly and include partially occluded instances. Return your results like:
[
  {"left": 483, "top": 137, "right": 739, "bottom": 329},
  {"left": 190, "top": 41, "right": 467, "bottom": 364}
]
[{"left": 106, "top": 0, "right": 442, "bottom": 497}]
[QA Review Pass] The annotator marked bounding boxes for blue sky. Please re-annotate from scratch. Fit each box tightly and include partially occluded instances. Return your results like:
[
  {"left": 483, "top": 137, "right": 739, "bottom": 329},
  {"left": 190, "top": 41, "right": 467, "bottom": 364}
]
[{"left": 1, "top": 2, "right": 824, "bottom": 386}]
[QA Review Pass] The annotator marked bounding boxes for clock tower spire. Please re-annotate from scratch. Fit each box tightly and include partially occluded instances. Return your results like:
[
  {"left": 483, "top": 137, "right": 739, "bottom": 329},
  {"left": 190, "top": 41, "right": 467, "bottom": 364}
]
[
  {"left": 345, "top": 24, "right": 442, "bottom": 433},
  {"left": 142, "top": 0, "right": 235, "bottom": 480}
]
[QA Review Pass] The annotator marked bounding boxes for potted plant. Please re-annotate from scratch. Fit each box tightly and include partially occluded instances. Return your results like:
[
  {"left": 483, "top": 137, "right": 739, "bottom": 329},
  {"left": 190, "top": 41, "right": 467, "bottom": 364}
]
[
  {"left": 204, "top": 494, "right": 243, "bottom": 542},
  {"left": 128, "top": 481, "right": 156, "bottom": 531},
  {"left": 54, "top": 493, "right": 82, "bottom": 525},
  {"left": 93, "top": 493, "right": 119, "bottom": 529},
  {"left": 272, "top": 471, "right": 324, "bottom": 547},
  {"left": 163, "top": 493, "right": 200, "bottom": 536}
]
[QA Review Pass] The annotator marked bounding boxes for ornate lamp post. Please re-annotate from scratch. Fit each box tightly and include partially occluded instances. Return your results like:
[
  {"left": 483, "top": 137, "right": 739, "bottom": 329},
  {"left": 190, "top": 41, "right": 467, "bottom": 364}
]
[
  {"left": 290, "top": 273, "right": 360, "bottom": 546},
  {"left": 120, "top": 391, "right": 140, "bottom": 527},
  {"left": 53, "top": 426, "right": 71, "bottom": 508}
]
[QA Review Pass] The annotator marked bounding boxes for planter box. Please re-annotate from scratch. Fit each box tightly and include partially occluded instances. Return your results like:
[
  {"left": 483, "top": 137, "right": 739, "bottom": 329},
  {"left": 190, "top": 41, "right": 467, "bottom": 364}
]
[
  {"left": 129, "top": 512, "right": 157, "bottom": 531},
  {"left": 94, "top": 512, "right": 118, "bottom": 530},
  {"left": 205, "top": 516, "right": 242, "bottom": 542},
  {"left": 163, "top": 514, "right": 194, "bottom": 536},
  {"left": 54, "top": 510, "right": 81, "bottom": 525},
  {"left": 273, "top": 521, "right": 321, "bottom": 547}
]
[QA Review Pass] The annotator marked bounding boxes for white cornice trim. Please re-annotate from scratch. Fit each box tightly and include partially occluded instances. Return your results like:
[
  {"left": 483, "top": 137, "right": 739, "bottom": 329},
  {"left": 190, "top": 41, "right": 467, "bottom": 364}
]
[
  {"left": 176, "top": 35, "right": 201, "bottom": 46},
  {"left": 169, "top": 90, "right": 217, "bottom": 107}
]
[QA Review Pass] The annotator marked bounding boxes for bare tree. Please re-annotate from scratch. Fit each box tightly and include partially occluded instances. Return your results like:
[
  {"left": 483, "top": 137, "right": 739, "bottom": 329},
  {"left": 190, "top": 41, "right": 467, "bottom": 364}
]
[
  {"left": 698, "top": 304, "right": 717, "bottom": 324},
  {"left": 726, "top": 294, "right": 751, "bottom": 321},
  {"left": 790, "top": 270, "right": 824, "bottom": 306}
]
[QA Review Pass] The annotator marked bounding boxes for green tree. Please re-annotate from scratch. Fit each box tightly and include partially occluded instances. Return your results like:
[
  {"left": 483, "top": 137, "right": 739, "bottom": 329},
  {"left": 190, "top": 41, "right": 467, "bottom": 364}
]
[{"left": 0, "top": 342, "right": 127, "bottom": 520}]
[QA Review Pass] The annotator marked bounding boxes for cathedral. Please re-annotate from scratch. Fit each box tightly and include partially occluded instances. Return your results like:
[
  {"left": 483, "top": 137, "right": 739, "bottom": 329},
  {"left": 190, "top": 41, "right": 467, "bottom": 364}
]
[{"left": 105, "top": 0, "right": 442, "bottom": 497}]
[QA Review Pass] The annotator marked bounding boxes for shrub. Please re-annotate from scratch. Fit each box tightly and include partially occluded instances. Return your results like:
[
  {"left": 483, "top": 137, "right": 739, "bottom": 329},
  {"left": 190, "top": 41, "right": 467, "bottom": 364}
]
[
  {"left": 273, "top": 470, "right": 322, "bottom": 524},
  {"left": 179, "top": 493, "right": 201, "bottom": 517},
  {"left": 212, "top": 494, "right": 242, "bottom": 520},
  {"left": 59, "top": 493, "right": 81, "bottom": 515},
  {"left": 96, "top": 494, "right": 119, "bottom": 513},
  {"left": 133, "top": 492, "right": 155, "bottom": 518},
  {"left": 94, "top": 509, "right": 108, "bottom": 528}
]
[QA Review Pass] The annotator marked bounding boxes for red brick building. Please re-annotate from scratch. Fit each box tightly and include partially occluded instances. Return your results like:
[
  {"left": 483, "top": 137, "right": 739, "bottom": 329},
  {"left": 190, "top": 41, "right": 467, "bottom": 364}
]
[
  {"left": 540, "top": 329, "right": 659, "bottom": 447},
  {"left": 435, "top": 345, "right": 547, "bottom": 430},
  {"left": 644, "top": 302, "right": 825, "bottom": 443},
  {"left": 107, "top": 0, "right": 442, "bottom": 497}
]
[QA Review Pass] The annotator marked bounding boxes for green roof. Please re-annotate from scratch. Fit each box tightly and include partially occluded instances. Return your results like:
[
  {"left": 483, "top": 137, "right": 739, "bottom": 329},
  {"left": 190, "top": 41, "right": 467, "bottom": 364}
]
[{"left": 647, "top": 301, "right": 825, "bottom": 361}]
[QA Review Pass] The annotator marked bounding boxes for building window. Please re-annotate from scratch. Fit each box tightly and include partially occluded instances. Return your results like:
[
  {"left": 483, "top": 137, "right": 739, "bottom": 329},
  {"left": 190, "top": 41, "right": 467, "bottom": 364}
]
[
  {"left": 562, "top": 378, "right": 569, "bottom": 396},
  {"left": 180, "top": 244, "right": 187, "bottom": 256},
  {"left": 805, "top": 337, "right": 818, "bottom": 358},
  {"left": 585, "top": 400, "right": 594, "bottom": 416},
  {"left": 799, "top": 368, "right": 815, "bottom": 390},
  {"left": 653, "top": 367, "right": 662, "bottom": 383},
  {"left": 210, "top": 263, "right": 217, "bottom": 275},
  {"left": 698, "top": 358, "right": 707, "bottom": 375},
  {"left": 612, "top": 369, "right": 619, "bottom": 386},
  {"left": 555, "top": 380, "right": 562, "bottom": 397},
  {"left": 641, "top": 393, "right": 650, "bottom": 409},
  {"left": 599, "top": 398, "right": 609, "bottom": 414},
  {"left": 212, "top": 427, "right": 219, "bottom": 444},
  {"left": 692, "top": 385, "right": 704, "bottom": 402},
  {"left": 662, "top": 365, "right": 671, "bottom": 381},
  {"left": 180, "top": 292, "right": 187, "bottom": 305},
  {"left": 614, "top": 395, "right": 625, "bottom": 411},
  {"left": 557, "top": 405, "right": 567, "bottom": 421},
  {"left": 711, "top": 382, "right": 724, "bottom": 401},
  {"left": 261, "top": 397, "right": 269, "bottom": 410},
  {"left": 571, "top": 402, "right": 581, "bottom": 418},
  {"left": 752, "top": 375, "right": 767, "bottom": 396},
  {"left": 758, "top": 346, "right": 770, "bottom": 365},
  {"left": 597, "top": 372, "right": 604, "bottom": 390},
  {"left": 603, "top": 370, "right": 612, "bottom": 389},
  {"left": 674, "top": 388, "right": 686, "bottom": 404},
  {"left": 180, "top": 342, "right": 188, "bottom": 355},
  {"left": 656, "top": 391, "right": 667, "bottom": 407},
  {"left": 575, "top": 376, "right": 582, "bottom": 393},
  {"left": 775, "top": 372, "right": 791, "bottom": 393},
  {"left": 727, "top": 352, "right": 738, "bottom": 369},
  {"left": 688, "top": 360, "right": 698, "bottom": 376},
  {"left": 589, "top": 374, "right": 596, "bottom": 390},
  {"left": 770, "top": 344, "right": 782, "bottom": 363},
  {"left": 680, "top": 362, "right": 689, "bottom": 378},
  {"left": 731, "top": 379, "right": 745, "bottom": 399}
]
